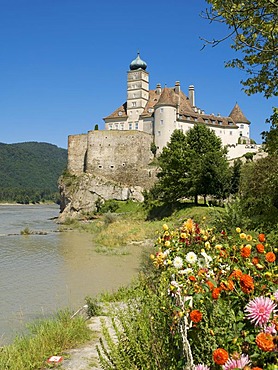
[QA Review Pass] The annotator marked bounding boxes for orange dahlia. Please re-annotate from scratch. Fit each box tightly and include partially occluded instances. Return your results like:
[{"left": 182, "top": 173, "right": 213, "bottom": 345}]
[
  {"left": 220, "top": 280, "right": 235, "bottom": 291},
  {"left": 265, "top": 251, "right": 276, "bottom": 263},
  {"left": 206, "top": 280, "right": 215, "bottom": 291},
  {"left": 255, "top": 332, "right": 275, "bottom": 352},
  {"left": 212, "top": 287, "right": 222, "bottom": 299},
  {"left": 240, "top": 274, "right": 254, "bottom": 294},
  {"left": 189, "top": 310, "right": 202, "bottom": 323},
  {"left": 252, "top": 368, "right": 263, "bottom": 370},
  {"left": 241, "top": 246, "right": 251, "bottom": 258},
  {"left": 213, "top": 348, "right": 229, "bottom": 365},
  {"left": 256, "top": 243, "right": 265, "bottom": 253},
  {"left": 252, "top": 256, "right": 259, "bottom": 265},
  {"left": 229, "top": 269, "right": 243, "bottom": 280},
  {"left": 258, "top": 233, "right": 266, "bottom": 242}
]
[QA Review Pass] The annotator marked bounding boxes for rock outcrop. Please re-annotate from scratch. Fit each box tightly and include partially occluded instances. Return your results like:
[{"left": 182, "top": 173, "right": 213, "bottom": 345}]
[{"left": 58, "top": 173, "right": 146, "bottom": 222}]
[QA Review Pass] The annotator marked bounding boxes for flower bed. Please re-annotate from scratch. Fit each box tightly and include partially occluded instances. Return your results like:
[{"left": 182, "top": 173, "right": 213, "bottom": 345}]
[{"left": 151, "top": 219, "right": 278, "bottom": 369}]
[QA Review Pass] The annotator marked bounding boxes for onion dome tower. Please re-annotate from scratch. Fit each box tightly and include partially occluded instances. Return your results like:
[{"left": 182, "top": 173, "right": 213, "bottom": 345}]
[
  {"left": 126, "top": 53, "right": 149, "bottom": 128},
  {"left": 129, "top": 52, "right": 147, "bottom": 70}
]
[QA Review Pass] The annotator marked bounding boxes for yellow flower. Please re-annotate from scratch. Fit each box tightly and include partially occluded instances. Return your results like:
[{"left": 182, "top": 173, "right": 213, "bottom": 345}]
[
  {"left": 215, "top": 244, "right": 222, "bottom": 250},
  {"left": 236, "top": 227, "right": 241, "bottom": 233},
  {"left": 164, "top": 231, "right": 169, "bottom": 236},
  {"left": 240, "top": 233, "right": 246, "bottom": 239},
  {"left": 180, "top": 232, "right": 187, "bottom": 239},
  {"left": 203, "top": 235, "right": 208, "bottom": 241},
  {"left": 205, "top": 241, "right": 211, "bottom": 249},
  {"left": 165, "top": 240, "right": 171, "bottom": 247},
  {"left": 163, "top": 224, "right": 169, "bottom": 231},
  {"left": 150, "top": 254, "right": 155, "bottom": 260},
  {"left": 245, "top": 244, "right": 252, "bottom": 250},
  {"left": 246, "top": 234, "right": 253, "bottom": 241}
]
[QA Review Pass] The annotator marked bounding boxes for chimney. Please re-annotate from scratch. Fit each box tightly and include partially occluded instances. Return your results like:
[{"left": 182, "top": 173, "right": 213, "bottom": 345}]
[
  {"left": 156, "top": 83, "right": 162, "bottom": 95},
  {"left": 189, "top": 85, "right": 195, "bottom": 107},
  {"left": 174, "top": 81, "right": 180, "bottom": 94}
]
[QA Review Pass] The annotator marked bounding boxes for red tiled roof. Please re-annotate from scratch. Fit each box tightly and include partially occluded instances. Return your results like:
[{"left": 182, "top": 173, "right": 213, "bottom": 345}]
[{"left": 229, "top": 103, "right": 250, "bottom": 124}]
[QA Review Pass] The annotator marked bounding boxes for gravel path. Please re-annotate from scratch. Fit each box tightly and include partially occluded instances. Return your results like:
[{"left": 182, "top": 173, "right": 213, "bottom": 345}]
[{"left": 61, "top": 316, "right": 108, "bottom": 370}]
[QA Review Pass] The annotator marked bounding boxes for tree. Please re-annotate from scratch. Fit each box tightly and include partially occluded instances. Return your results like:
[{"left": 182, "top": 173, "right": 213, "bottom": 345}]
[
  {"left": 185, "top": 124, "right": 231, "bottom": 203},
  {"left": 261, "top": 107, "right": 278, "bottom": 154},
  {"left": 202, "top": 0, "right": 278, "bottom": 98},
  {"left": 238, "top": 155, "right": 278, "bottom": 230},
  {"left": 153, "top": 125, "right": 231, "bottom": 205},
  {"left": 154, "top": 129, "right": 191, "bottom": 204}
]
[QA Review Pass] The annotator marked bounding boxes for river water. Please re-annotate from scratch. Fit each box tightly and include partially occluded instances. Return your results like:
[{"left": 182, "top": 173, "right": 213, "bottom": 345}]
[{"left": 0, "top": 205, "right": 143, "bottom": 344}]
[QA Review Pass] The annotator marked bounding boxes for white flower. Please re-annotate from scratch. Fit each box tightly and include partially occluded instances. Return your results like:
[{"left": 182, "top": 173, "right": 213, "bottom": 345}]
[
  {"left": 173, "top": 256, "right": 183, "bottom": 269},
  {"left": 178, "top": 268, "right": 193, "bottom": 275},
  {"left": 199, "top": 250, "right": 212, "bottom": 268},
  {"left": 163, "top": 249, "right": 171, "bottom": 257},
  {"left": 185, "top": 252, "right": 197, "bottom": 264}
]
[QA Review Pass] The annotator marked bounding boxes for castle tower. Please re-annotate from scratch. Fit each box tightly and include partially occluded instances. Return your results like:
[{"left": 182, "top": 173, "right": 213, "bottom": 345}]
[
  {"left": 127, "top": 53, "right": 149, "bottom": 130},
  {"left": 229, "top": 103, "right": 250, "bottom": 141}
]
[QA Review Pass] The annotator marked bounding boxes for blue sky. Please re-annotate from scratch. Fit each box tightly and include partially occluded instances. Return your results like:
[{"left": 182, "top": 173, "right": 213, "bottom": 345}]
[{"left": 0, "top": 0, "right": 276, "bottom": 149}]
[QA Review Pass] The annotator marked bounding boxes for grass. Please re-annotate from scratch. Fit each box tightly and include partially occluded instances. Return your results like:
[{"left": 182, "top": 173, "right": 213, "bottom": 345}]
[
  {"left": 0, "top": 310, "right": 91, "bottom": 370},
  {"left": 60, "top": 201, "right": 224, "bottom": 249}
]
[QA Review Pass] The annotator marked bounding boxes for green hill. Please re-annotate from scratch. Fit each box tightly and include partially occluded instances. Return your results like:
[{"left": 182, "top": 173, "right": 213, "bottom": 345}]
[{"left": 0, "top": 142, "right": 67, "bottom": 203}]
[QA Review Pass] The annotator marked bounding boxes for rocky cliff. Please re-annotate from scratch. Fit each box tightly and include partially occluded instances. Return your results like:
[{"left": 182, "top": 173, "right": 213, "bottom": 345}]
[{"left": 58, "top": 172, "right": 152, "bottom": 222}]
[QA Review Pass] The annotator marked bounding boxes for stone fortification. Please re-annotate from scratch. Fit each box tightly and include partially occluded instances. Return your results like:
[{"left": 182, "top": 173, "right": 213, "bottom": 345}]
[{"left": 59, "top": 130, "right": 158, "bottom": 220}]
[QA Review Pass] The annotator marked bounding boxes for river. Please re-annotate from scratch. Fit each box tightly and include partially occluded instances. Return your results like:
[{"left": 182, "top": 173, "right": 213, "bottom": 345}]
[{"left": 0, "top": 204, "right": 143, "bottom": 344}]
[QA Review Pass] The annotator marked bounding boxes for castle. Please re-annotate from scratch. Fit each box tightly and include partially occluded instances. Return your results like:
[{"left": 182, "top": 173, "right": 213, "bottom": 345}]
[
  {"left": 67, "top": 53, "right": 259, "bottom": 182},
  {"left": 60, "top": 53, "right": 260, "bottom": 218}
]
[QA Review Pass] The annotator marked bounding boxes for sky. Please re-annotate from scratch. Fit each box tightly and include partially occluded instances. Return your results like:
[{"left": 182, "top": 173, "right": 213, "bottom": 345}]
[{"left": 0, "top": 0, "right": 277, "bottom": 149}]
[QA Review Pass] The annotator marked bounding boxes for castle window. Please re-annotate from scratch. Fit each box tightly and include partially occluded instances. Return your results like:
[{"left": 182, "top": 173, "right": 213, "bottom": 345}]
[
  {"left": 98, "top": 165, "right": 103, "bottom": 169},
  {"left": 160, "top": 108, "right": 163, "bottom": 113},
  {"left": 118, "top": 111, "right": 123, "bottom": 116},
  {"left": 120, "top": 124, "right": 124, "bottom": 130},
  {"left": 218, "top": 121, "right": 222, "bottom": 125},
  {"left": 129, "top": 123, "right": 132, "bottom": 130},
  {"left": 160, "top": 120, "right": 163, "bottom": 125},
  {"left": 135, "top": 122, "right": 139, "bottom": 130},
  {"left": 115, "top": 124, "right": 119, "bottom": 130},
  {"left": 240, "top": 131, "right": 243, "bottom": 137},
  {"left": 132, "top": 102, "right": 136, "bottom": 107},
  {"left": 230, "top": 131, "right": 233, "bottom": 135},
  {"left": 157, "top": 130, "right": 161, "bottom": 136},
  {"left": 109, "top": 124, "right": 113, "bottom": 130},
  {"left": 110, "top": 165, "right": 114, "bottom": 169},
  {"left": 240, "top": 124, "right": 244, "bottom": 129}
]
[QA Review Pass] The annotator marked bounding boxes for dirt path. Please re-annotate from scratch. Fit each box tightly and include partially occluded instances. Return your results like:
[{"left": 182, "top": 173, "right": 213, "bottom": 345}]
[{"left": 61, "top": 316, "right": 107, "bottom": 370}]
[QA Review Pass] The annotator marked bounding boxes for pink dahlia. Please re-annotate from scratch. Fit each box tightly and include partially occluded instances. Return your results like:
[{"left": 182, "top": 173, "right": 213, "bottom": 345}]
[
  {"left": 222, "top": 354, "right": 250, "bottom": 370},
  {"left": 194, "top": 365, "right": 210, "bottom": 370},
  {"left": 245, "top": 296, "right": 277, "bottom": 327}
]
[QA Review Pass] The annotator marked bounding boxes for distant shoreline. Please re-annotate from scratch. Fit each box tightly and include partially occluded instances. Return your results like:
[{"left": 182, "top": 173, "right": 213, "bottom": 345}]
[{"left": 0, "top": 202, "right": 58, "bottom": 206}]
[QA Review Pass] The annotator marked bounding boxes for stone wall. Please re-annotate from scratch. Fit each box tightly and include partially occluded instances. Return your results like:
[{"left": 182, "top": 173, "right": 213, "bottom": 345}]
[
  {"left": 67, "top": 134, "right": 88, "bottom": 175},
  {"left": 85, "top": 130, "right": 156, "bottom": 189}
]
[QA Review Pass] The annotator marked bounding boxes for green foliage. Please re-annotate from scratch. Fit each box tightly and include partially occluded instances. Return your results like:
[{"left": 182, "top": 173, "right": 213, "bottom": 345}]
[
  {"left": 0, "top": 310, "right": 91, "bottom": 370},
  {"left": 85, "top": 296, "right": 102, "bottom": 317},
  {"left": 98, "top": 199, "right": 120, "bottom": 214},
  {"left": 238, "top": 155, "right": 278, "bottom": 231},
  {"left": 243, "top": 152, "right": 255, "bottom": 161},
  {"left": 97, "top": 275, "right": 185, "bottom": 370},
  {"left": 230, "top": 159, "right": 242, "bottom": 194},
  {"left": 203, "top": 1, "right": 278, "bottom": 98},
  {"left": 0, "top": 142, "right": 67, "bottom": 203},
  {"left": 262, "top": 107, "right": 278, "bottom": 155},
  {"left": 151, "top": 125, "right": 231, "bottom": 206}
]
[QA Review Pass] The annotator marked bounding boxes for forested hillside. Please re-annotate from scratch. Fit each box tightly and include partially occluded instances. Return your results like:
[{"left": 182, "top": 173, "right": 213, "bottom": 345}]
[{"left": 0, "top": 142, "right": 67, "bottom": 203}]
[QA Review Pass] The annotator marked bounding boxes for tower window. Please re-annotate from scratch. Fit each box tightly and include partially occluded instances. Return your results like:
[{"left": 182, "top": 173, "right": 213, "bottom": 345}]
[
  {"left": 132, "top": 102, "right": 136, "bottom": 107},
  {"left": 135, "top": 122, "right": 139, "bottom": 130},
  {"left": 160, "top": 108, "right": 163, "bottom": 113},
  {"left": 160, "top": 120, "right": 164, "bottom": 125},
  {"left": 129, "top": 123, "right": 133, "bottom": 130}
]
